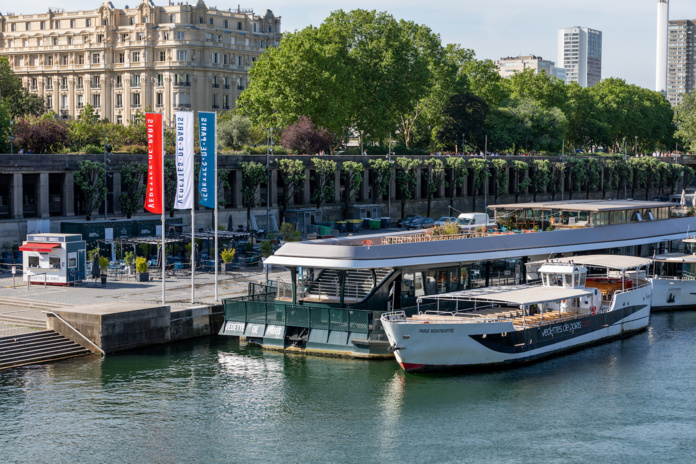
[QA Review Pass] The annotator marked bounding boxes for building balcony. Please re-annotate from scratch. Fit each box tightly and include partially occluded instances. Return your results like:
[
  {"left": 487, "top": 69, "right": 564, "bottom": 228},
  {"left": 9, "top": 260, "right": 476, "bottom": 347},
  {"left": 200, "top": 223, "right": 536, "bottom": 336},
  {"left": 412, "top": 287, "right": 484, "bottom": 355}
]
[
  {"left": 223, "top": 104, "right": 230, "bottom": 110},
  {"left": 174, "top": 82, "right": 191, "bottom": 87},
  {"left": 212, "top": 104, "right": 219, "bottom": 109},
  {"left": 115, "top": 104, "right": 123, "bottom": 109},
  {"left": 156, "top": 103, "right": 164, "bottom": 108},
  {"left": 223, "top": 84, "right": 230, "bottom": 89},
  {"left": 61, "top": 85, "right": 68, "bottom": 90},
  {"left": 131, "top": 83, "right": 141, "bottom": 88},
  {"left": 132, "top": 104, "right": 141, "bottom": 108},
  {"left": 175, "top": 104, "right": 191, "bottom": 109},
  {"left": 212, "top": 84, "right": 219, "bottom": 88}
]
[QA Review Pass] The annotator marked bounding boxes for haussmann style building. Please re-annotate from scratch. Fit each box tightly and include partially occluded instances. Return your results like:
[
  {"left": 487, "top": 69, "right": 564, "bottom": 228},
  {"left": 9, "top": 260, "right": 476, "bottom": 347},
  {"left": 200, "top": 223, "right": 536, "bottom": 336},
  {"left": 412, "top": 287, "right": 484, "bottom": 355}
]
[{"left": 0, "top": 0, "right": 281, "bottom": 125}]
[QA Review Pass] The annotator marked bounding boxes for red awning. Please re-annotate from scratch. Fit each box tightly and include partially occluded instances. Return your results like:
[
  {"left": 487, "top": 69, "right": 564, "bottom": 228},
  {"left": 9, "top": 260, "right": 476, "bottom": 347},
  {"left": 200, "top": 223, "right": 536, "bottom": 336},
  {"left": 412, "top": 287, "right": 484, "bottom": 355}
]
[{"left": 19, "top": 243, "right": 60, "bottom": 253}]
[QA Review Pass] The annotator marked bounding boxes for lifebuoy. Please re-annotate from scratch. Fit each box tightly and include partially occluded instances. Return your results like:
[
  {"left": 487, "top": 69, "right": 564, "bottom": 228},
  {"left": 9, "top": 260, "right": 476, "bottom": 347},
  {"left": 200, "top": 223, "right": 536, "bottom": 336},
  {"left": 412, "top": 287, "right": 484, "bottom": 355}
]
[{"left": 362, "top": 239, "right": 374, "bottom": 247}]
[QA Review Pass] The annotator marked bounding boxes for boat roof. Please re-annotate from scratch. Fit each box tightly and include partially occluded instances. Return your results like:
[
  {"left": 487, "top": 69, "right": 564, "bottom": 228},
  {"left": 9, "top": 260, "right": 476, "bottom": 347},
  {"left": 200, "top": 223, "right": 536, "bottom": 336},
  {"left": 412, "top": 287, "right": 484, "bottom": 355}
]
[
  {"left": 528, "top": 254, "right": 652, "bottom": 271},
  {"left": 653, "top": 253, "right": 696, "bottom": 263},
  {"left": 490, "top": 199, "right": 671, "bottom": 212},
  {"left": 418, "top": 285, "right": 592, "bottom": 306}
]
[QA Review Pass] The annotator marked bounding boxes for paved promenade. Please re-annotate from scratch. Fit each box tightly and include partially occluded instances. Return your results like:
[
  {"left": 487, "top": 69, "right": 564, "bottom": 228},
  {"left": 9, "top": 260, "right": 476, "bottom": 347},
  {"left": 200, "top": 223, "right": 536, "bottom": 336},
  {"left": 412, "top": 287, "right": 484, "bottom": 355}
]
[{"left": 0, "top": 267, "right": 290, "bottom": 337}]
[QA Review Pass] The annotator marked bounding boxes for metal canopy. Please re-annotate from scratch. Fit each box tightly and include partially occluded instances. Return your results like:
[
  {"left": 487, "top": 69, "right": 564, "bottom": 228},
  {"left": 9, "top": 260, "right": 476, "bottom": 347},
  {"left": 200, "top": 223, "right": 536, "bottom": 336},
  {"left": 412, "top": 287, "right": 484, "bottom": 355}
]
[
  {"left": 528, "top": 254, "right": 652, "bottom": 271},
  {"left": 419, "top": 285, "right": 592, "bottom": 306},
  {"left": 489, "top": 199, "right": 671, "bottom": 212},
  {"left": 653, "top": 252, "right": 696, "bottom": 263}
]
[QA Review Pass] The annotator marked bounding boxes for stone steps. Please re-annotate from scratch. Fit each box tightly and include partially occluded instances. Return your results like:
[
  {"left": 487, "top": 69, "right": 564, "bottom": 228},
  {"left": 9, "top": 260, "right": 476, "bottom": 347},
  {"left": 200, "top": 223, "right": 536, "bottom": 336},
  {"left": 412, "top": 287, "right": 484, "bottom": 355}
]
[{"left": 0, "top": 330, "right": 90, "bottom": 370}]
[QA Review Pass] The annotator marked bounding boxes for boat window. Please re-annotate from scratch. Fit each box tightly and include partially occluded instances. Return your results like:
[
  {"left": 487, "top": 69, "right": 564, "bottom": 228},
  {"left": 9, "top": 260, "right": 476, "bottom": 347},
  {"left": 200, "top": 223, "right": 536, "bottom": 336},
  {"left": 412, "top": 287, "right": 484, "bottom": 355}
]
[
  {"left": 686, "top": 242, "right": 696, "bottom": 254},
  {"left": 460, "top": 267, "right": 470, "bottom": 290},
  {"left": 579, "top": 273, "right": 586, "bottom": 287},
  {"left": 28, "top": 255, "right": 39, "bottom": 268},
  {"left": 683, "top": 263, "right": 696, "bottom": 280},
  {"left": 632, "top": 212, "right": 642, "bottom": 222},
  {"left": 647, "top": 210, "right": 655, "bottom": 221},
  {"left": 564, "top": 274, "right": 572, "bottom": 287},
  {"left": 402, "top": 272, "right": 425, "bottom": 297},
  {"left": 610, "top": 210, "right": 626, "bottom": 224},
  {"left": 426, "top": 270, "right": 438, "bottom": 294}
]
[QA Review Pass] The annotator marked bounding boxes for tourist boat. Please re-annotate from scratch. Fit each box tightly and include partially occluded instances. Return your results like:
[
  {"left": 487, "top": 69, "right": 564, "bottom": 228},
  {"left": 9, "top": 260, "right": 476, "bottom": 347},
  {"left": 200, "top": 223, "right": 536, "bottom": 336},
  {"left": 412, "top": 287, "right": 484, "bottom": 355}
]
[
  {"left": 380, "top": 255, "right": 652, "bottom": 371},
  {"left": 651, "top": 236, "right": 696, "bottom": 310},
  {"left": 221, "top": 200, "right": 690, "bottom": 358}
]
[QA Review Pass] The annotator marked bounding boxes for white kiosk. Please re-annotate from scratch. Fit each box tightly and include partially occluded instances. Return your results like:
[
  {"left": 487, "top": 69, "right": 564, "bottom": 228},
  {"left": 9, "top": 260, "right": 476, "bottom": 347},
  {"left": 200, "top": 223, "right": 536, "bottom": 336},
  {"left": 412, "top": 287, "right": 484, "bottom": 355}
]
[{"left": 20, "top": 233, "right": 86, "bottom": 285}]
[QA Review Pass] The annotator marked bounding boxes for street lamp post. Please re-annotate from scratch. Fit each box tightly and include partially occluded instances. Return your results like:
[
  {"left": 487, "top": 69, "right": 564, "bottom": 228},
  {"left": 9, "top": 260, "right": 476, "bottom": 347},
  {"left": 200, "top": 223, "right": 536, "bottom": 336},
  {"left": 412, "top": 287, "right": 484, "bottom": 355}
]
[
  {"left": 103, "top": 122, "right": 108, "bottom": 220},
  {"left": 634, "top": 136, "right": 638, "bottom": 156},
  {"left": 484, "top": 134, "right": 488, "bottom": 211},
  {"left": 387, "top": 134, "right": 392, "bottom": 221},
  {"left": 623, "top": 137, "right": 627, "bottom": 199}
]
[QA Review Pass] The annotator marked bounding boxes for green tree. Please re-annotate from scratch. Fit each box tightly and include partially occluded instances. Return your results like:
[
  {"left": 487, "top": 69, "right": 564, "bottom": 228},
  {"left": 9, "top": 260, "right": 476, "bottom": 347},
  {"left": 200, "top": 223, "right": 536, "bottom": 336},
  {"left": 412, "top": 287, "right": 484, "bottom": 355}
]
[
  {"left": 311, "top": 158, "right": 338, "bottom": 209},
  {"left": 395, "top": 157, "right": 421, "bottom": 218},
  {"left": 368, "top": 158, "right": 394, "bottom": 203},
  {"left": 506, "top": 68, "right": 569, "bottom": 112},
  {"left": 436, "top": 92, "right": 488, "bottom": 152},
  {"left": 675, "top": 91, "right": 696, "bottom": 152},
  {"left": 601, "top": 158, "right": 617, "bottom": 199},
  {"left": 511, "top": 160, "right": 531, "bottom": 203},
  {"left": 490, "top": 159, "right": 508, "bottom": 204},
  {"left": 241, "top": 162, "right": 267, "bottom": 228},
  {"left": 424, "top": 158, "right": 446, "bottom": 217},
  {"left": 628, "top": 157, "right": 647, "bottom": 199},
  {"left": 567, "top": 158, "right": 587, "bottom": 200},
  {"left": 118, "top": 162, "right": 147, "bottom": 219},
  {"left": 218, "top": 113, "right": 252, "bottom": 150},
  {"left": 615, "top": 156, "right": 632, "bottom": 199},
  {"left": 548, "top": 162, "right": 565, "bottom": 201},
  {"left": 277, "top": 159, "right": 306, "bottom": 223},
  {"left": 445, "top": 157, "right": 468, "bottom": 207},
  {"left": 469, "top": 158, "right": 489, "bottom": 210},
  {"left": 341, "top": 160, "right": 365, "bottom": 214},
  {"left": 460, "top": 55, "right": 509, "bottom": 108},
  {"left": 506, "top": 98, "right": 567, "bottom": 154},
  {"left": 530, "top": 159, "right": 551, "bottom": 202},
  {"left": 0, "top": 57, "right": 45, "bottom": 117},
  {"left": 74, "top": 160, "right": 107, "bottom": 220},
  {"left": 664, "top": 164, "right": 684, "bottom": 195}
]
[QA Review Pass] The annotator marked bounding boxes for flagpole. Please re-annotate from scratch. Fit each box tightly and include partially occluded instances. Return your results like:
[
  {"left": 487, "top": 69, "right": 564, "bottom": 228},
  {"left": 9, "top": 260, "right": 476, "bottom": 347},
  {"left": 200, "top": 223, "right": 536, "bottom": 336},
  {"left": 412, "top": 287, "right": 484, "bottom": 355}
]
[
  {"left": 191, "top": 113, "right": 196, "bottom": 304},
  {"left": 214, "top": 112, "right": 219, "bottom": 302},
  {"left": 161, "top": 119, "right": 166, "bottom": 307}
]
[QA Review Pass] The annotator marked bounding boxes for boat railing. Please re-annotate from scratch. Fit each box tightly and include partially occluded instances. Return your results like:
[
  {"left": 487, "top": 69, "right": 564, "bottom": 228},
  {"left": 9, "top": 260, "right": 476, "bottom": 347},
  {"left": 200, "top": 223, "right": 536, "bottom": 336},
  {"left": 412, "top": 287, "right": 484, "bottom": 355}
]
[{"left": 381, "top": 311, "right": 407, "bottom": 322}]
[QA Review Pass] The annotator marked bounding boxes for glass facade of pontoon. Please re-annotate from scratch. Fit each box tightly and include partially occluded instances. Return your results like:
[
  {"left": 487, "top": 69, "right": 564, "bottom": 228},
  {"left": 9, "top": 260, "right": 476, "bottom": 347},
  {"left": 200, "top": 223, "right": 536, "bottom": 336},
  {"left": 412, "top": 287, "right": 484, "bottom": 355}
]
[
  {"left": 655, "top": 261, "right": 696, "bottom": 280},
  {"left": 494, "top": 205, "right": 671, "bottom": 229}
]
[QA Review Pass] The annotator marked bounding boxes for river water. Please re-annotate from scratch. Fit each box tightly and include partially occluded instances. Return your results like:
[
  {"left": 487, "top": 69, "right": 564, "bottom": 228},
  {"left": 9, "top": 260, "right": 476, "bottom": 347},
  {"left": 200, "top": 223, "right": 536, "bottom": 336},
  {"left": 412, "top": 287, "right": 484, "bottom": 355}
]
[{"left": 2, "top": 311, "right": 696, "bottom": 464}]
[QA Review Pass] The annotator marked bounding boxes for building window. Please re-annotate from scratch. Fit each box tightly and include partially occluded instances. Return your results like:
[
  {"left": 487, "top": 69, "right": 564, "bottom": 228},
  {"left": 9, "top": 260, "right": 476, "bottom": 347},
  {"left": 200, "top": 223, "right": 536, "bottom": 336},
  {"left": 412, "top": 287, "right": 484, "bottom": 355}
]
[
  {"left": 212, "top": 94, "right": 219, "bottom": 109},
  {"left": 212, "top": 75, "right": 218, "bottom": 88},
  {"left": 132, "top": 93, "right": 141, "bottom": 108},
  {"left": 55, "top": 20, "right": 60, "bottom": 29},
  {"left": 223, "top": 54, "right": 228, "bottom": 65},
  {"left": 136, "top": 32, "right": 144, "bottom": 41},
  {"left": 47, "top": 56, "right": 54, "bottom": 66},
  {"left": 177, "top": 50, "right": 187, "bottom": 61},
  {"left": 230, "top": 37, "right": 235, "bottom": 45},
  {"left": 158, "top": 51, "right": 166, "bottom": 61},
  {"left": 116, "top": 115, "right": 123, "bottom": 125},
  {"left": 170, "top": 14, "right": 176, "bottom": 23},
  {"left": 53, "top": 37, "right": 59, "bottom": 46},
  {"left": 208, "top": 18, "right": 214, "bottom": 25},
  {"left": 212, "top": 52, "right": 219, "bottom": 64},
  {"left": 156, "top": 92, "right": 163, "bottom": 107},
  {"left": 237, "top": 22, "right": 242, "bottom": 30},
  {"left": 92, "top": 53, "right": 100, "bottom": 64},
  {"left": 224, "top": 20, "right": 228, "bottom": 28},
  {"left": 132, "top": 52, "right": 140, "bottom": 62},
  {"left": 23, "top": 39, "right": 28, "bottom": 47},
  {"left": 206, "top": 33, "right": 213, "bottom": 41},
  {"left": 93, "top": 94, "right": 101, "bottom": 108},
  {"left": 38, "top": 38, "right": 44, "bottom": 47},
  {"left": 61, "top": 77, "right": 68, "bottom": 89},
  {"left": 76, "top": 77, "right": 83, "bottom": 89},
  {"left": 40, "top": 21, "right": 46, "bottom": 30},
  {"left": 97, "top": 34, "right": 104, "bottom": 43},
  {"left": 26, "top": 22, "right": 31, "bottom": 31},
  {"left": 131, "top": 74, "right": 141, "bottom": 87},
  {"left": 60, "top": 55, "right": 68, "bottom": 65},
  {"left": 77, "top": 55, "right": 84, "bottom": 65},
  {"left": 157, "top": 74, "right": 164, "bottom": 87},
  {"left": 144, "top": 16, "right": 149, "bottom": 23},
  {"left": 70, "top": 19, "right": 75, "bottom": 28},
  {"left": 223, "top": 94, "right": 229, "bottom": 109},
  {"left": 253, "top": 23, "right": 257, "bottom": 32},
  {"left": 177, "top": 31, "right": 185, "bottom": 40},
  {"left": 86, "top": 18, "right": 91, "bottom": 27},
  {"left": 46, "top": 94, "right": 53, "bottom": 109},
  {"left": 77, "top": 94, "right": 83, "bottom": 109},
  {"left": 118, "top": 53, "right": 124, "bottom": 64},
  {"left": 92, "top": 76, "right": 100, "bottom": 88},
  {"left": 46, "top": 78, "right": 53, "bottom": 90},
  {"left": 30, "top": 78, "right": 37, "bottom": 90},
  {"left": 223, "top": 77, "right": 229, "bottom": 89},
  {"left": 121, "top": 33, "right": 128, "bottom": 42},
  {"left": 237, "top": 56, "right": 243, "bottom": 66},
  {"left": 163, "top": 32, "right": 169, "bottom": 40},
  {"left": 116, "top": 93, "right": 122, "bottom": 108},
  {"left": 61, "top": 95, "right": 67, "bottom": 109},
  {"left": 11, "top": 23, "right": 16, "bottom": 32},
  {"left": 129, "top": 17, "right": 135, "bottom": 26},
  {"left": 217, "top": 35, "right": 222, "bottom": 43}
]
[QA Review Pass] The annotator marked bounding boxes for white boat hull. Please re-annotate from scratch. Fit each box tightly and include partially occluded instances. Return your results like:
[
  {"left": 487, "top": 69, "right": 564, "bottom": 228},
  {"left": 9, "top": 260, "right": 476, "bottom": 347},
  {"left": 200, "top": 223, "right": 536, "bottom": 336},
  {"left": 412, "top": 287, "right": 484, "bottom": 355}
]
[
  {"left": 383, "top": 287, "right": 651, "bottom": 372},
  {"left": 651, "top": 278, "right": 696, "bottom": 311}
]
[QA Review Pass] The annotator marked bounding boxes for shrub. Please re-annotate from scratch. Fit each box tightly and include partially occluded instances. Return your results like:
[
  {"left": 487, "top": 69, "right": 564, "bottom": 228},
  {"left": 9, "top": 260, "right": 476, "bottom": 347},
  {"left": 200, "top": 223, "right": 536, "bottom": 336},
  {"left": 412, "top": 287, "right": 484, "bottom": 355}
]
[
  {"left": 259, "top": 240, "right": 273, "bottom": 258},
  {"left": 135, "top": 256, "right": 148, "bottom": 273},
  {"left": 98, "top": 256, "right": 109, "bottom": 270},
  {"left": 221, "top": 248, "right": 236, "bottom": 263},
  {"left": 123, "top": 251, "right": 134, "bottom": 267},
  {"left": 82, "top": 143, "right": 103, "bottom": 154},
  {"left": 87, "top": 247, "right": 100, "bottom": 262},
  {"left": 430, "top": 222, "right": 460, "bottom": 237}
]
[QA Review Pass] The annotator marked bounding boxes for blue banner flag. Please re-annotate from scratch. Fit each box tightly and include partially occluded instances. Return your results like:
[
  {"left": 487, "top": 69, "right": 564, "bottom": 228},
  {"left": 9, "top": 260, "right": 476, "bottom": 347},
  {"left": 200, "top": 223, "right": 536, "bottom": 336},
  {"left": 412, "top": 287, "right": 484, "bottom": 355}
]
[{"left": 198, "top": 112, "right": 216, "bottom": 209}]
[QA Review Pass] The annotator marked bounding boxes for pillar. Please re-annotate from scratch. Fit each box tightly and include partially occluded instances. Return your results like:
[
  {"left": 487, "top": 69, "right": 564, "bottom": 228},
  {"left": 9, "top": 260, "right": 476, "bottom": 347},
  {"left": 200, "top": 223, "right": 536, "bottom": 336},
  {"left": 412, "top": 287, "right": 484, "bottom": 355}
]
[
  {"left": 234, "top": 169, "right": 243, "bottom": 209},
  {"left": 334, "top": 169, "right": 341, "bottom": 204},
  {"left": 64, "top": 172, "right": 75, "bottom": 217},
  {"left": 112, "top": 172, "right": 122, "bottom": 214},
  {"left": 12, "top": 173, "right": 23, "bottom": 219},
  {"left": 390, "top": 166, "right": 396, "bottom": 200},
  {"left": 415, "top": 167, "right": 422, "bottom": 199},
  {"left": 269, "top": 169, "right": 278, "bottom": 207},
  {"left": 39, "top": 172, "right": 50, "bottom": 218},
  {"left": 303, "top": 168, "right": 311, "bottom": 206},
  {"left": 361, "top": 169, "right": 369, "bottom": 202}
]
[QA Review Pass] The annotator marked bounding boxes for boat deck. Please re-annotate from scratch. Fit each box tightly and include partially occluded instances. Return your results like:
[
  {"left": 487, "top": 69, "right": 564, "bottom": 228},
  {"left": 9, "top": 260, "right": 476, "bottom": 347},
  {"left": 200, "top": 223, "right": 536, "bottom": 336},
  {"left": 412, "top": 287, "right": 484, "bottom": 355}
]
[{"left": 409, "top": 307, "right": 590, "bottom": 328}]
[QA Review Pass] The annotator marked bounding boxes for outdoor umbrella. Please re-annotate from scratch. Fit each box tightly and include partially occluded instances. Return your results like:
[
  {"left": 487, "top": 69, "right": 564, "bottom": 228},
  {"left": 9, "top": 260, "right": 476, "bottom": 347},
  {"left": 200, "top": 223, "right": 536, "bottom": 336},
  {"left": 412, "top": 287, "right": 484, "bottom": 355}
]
[
  {"left": 681, "top": 189, "right": 686, "bottom": 208},
  {"left": 227, "top": 214, "right": 233, "bottom": 232},
  {"left": 91, "top": 255, "right": 101, "bottom": 280}
]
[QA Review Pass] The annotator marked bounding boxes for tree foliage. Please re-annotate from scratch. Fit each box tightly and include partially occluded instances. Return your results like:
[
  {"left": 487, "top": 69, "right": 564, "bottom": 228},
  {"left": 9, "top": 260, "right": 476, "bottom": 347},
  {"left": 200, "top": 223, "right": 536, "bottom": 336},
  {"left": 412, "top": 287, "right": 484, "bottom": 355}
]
[
  {"left": 395, "top": 157, "right": 421, "bottom": 218},
  {"left": 280, "top": 116, "right": 333, "bottom": 154},
  {"left": 424, "top": 158, "right": 446, "bottom": 217},
  {"left": 13, "top": 115, "right": 69, "bottom": 153},
  {"left": 240, "top": 162, "right": 267, "bottom": 227},
  {"left": 311, "top": 158, "right": 337, "bottom": 209},
  {"left": 218, "top": 113, "right": 252, "bottom": 150},
  {"left": 341, "top": 161, "right": 364, "bottom": 211},
  {"left": 368, "top": 158, "right": 394, "bottom": 202},
  {"left": 445, "top": 156, "right": 468, "bottom": 207},
  {"left": 0, "top": 57, "right": 45, "bottom": 117},
  {"left": 277, "top": 159, "right": 306, "bottom": 223},
  {"left": 74, "top": 160, "right": 107, "bottom": 219},
  {"left": 118, "top": 161, "right": 147, "bottom": 219}
]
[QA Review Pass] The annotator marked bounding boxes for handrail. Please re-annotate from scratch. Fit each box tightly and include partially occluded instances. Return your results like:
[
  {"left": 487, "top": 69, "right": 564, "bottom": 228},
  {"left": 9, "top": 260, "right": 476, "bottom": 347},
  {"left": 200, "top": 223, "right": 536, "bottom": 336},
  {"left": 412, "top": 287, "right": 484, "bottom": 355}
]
[{"left": 42, "top": 311, "right": 106, "bottom": 356}]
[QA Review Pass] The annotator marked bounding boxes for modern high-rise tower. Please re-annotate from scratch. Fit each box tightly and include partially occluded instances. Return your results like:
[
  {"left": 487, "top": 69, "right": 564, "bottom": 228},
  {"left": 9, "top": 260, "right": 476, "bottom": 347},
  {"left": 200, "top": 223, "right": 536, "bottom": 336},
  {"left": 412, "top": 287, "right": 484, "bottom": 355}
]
[
  {"left": 656, "top": 0, "right": 669, "bottom": 93},
  {"left": 666, "top": 19, "right": 696, "bottom": 105},
  {"left": 557, "top": 26, "right": 602, "bottom": 87}
]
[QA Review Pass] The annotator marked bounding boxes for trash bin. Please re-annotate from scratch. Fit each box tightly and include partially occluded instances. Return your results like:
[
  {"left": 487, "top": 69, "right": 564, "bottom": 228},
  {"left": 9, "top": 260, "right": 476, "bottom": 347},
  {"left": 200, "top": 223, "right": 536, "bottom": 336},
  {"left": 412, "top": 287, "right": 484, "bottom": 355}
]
[
  {"left": 370, "top": 219, "right": 381, "bottom": 229},
  {"left": 336, "top": 221, "right": 347, "bottom": 233},
  {"left": 362, "top": 218, "right": 370, "bottom": 228},
  {"left": 381, "top": 217, "right": 390, "bottom": 228}
]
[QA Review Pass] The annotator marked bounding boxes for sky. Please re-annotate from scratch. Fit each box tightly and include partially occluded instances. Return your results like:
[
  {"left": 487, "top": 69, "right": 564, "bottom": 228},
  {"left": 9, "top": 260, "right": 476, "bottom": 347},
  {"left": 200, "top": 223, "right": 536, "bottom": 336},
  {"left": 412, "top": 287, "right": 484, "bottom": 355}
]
[{"left": 7, "top": 0, "right": 696, "bottom": 90}]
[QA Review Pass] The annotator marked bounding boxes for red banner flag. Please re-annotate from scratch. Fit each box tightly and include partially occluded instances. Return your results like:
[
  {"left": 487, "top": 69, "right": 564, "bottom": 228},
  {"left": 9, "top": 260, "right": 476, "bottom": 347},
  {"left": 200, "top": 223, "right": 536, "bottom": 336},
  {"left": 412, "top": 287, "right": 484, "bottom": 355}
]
[{"left": 144, "top": 113, "right": 163, "bottom": 214}]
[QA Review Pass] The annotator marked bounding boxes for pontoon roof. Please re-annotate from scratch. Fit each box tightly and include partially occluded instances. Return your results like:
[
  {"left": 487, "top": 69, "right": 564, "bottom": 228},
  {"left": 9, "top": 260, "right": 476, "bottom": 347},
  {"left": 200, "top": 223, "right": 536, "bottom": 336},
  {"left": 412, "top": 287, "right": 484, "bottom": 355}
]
[
  {"left": 529, "top": 254, "right": 652, "bottom": 270},
  {"left": 419, "top": 285, "right": 592, "bottom": 306},
  {"left": 490, "top": 200, "right": 671, "bottom": 212},
  {"left": 653, "top": 252, "right": 696, "bottom": 263}
]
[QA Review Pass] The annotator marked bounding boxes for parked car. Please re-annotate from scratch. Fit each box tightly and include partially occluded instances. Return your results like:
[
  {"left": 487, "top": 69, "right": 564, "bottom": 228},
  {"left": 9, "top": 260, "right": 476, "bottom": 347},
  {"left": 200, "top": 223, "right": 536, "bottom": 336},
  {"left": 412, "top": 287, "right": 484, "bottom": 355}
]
[
  {"left": 407, "top": 217, "right": 436, "bottom": 230},
  {"left": 434, "top": 216, "right": 458, "bottom": 227},
  {"left": 398, "top": 215, "right": 422, "bottom": 228}
]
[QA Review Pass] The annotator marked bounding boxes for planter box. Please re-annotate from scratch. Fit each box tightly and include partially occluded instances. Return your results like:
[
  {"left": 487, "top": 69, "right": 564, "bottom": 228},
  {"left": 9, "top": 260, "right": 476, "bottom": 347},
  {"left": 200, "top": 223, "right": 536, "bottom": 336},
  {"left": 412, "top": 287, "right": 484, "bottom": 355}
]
[
  {"left": 223, "top": 262, "right": 235, "bottom": 272},
  {"left": 100, "top": 274, "right": 107, "bottom": 286},
  {"left": 138, "top": 272, "right": 149, "bottom": 282}
]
